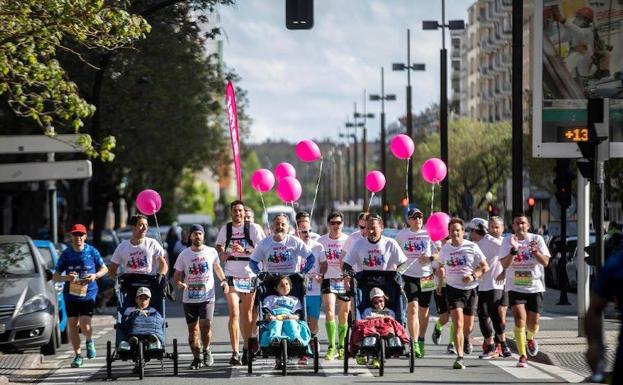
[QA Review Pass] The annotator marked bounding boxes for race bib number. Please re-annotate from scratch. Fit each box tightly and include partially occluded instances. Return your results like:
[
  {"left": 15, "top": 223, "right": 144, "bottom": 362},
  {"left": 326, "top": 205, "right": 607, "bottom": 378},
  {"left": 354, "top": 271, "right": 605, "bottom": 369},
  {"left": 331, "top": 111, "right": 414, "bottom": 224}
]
[
  {"left": 69, "top": 282, "right": 87, "bottom": 297},
  {"left": 420, "top": 274, "right": 436, "bottom": 292},
  {"left": 186, "top": 283, "right": 208, "bottom": 300},
  {"left": 513, "top": 270, "right": 533, "bottom": 287},
  {"left": 232, "top": 277, "right": 253, "bottom": 293},
  {"left": 307, "top": 279, "right": 314, "bottom": 291},
  {"left": 329, "top": 278, "right": 346, "bottom": 294}
]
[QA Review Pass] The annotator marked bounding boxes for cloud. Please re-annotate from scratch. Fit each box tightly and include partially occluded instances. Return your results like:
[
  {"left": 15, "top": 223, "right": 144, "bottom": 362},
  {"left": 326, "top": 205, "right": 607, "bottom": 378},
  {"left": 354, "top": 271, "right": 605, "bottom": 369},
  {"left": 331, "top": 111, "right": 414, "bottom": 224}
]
[{"left": 218, "top": 0, "right": 474, "bottom": 144}]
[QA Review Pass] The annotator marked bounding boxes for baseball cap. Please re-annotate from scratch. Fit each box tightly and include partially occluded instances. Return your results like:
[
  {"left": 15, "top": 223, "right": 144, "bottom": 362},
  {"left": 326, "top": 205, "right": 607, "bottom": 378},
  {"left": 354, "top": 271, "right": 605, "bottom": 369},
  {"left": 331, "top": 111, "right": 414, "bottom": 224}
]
[
  {"left": 69, "top": 224, "right": 87, "bottom": 235},
  {"left": 467, "top": 218, "right": 489, "bottom": 233},
  {"left": 189, "top": 224, "right": 204, "bottom": 234},
  {"left": 407, "top": 208, "right": 423, "bottom": 218},
  {"left": 369, "top": 287, "right": 386, "bottom": 301},
  {"left": 136, "top": 287, "right": 151, "bottom": 298}
]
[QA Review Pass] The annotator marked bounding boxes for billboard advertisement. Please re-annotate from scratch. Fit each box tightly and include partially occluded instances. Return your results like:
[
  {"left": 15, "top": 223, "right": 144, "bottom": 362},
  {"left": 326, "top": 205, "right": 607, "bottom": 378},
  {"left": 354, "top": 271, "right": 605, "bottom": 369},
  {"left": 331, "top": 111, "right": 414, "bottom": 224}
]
[{"left": 533, "top": 0, "right": 623, "bottom": 158}]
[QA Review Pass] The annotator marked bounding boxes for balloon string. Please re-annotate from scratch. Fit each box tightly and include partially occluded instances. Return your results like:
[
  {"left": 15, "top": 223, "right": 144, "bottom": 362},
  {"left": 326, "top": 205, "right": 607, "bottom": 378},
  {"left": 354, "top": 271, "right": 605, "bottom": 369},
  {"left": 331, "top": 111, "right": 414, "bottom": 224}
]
[
  {"left": 405, "top": 159, "right": 410, "bottom": 206},
  {"left": 430, "top": 183, "right": 435, "bottom": 217},
  {"left": 291, "top": 201, "right": 299, "bottom": 233},
  {"left": 153, "top": 213, "right": 163, "bottom": 246},
  {"left": 257, "top": 186, "right": 268, "bottom": 227},
  {"left": 310, "top": 158, "right": 323, "bottom": 222},
  {"left": 368, "top": 192, "right": 375, "bottom": 212}
]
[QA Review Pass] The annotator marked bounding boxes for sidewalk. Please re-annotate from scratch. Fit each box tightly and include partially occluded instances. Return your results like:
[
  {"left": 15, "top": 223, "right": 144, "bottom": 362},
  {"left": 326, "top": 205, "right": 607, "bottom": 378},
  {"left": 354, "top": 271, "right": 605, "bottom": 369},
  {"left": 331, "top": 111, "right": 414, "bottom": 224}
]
[{"left": 504, "top": 288, "right": 620, "bottom": 379}]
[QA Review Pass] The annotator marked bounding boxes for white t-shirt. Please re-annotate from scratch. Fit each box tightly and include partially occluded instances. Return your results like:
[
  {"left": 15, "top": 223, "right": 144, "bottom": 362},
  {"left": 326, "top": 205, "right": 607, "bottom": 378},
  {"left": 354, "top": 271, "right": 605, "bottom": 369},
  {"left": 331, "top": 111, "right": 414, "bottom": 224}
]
[
  {"left": 317, "top": 233, "right": 348, "bottom": 279},
  {"left": 215, "top": 222, "right": 266, "bottom": 277},
  {"left": 174, "top": 246, "right": 219, "bottom": 303},
  {"left": 436, "top": 240, "right": 486, "bottom": 290},
  {"left": 251, "top": 235, "right": 312, "bottom": 274},
  {"left": 262, "top": 295, "right": 302, "bottom": 316},
  {"left": 111, "top": 238, "right": 165, "bottom": 275},
  {"left": 500, "top": 233, "right": 550, "bottom": 293},
  {"left": 343, "top": 230, "right": 365, "bottom": 253},
  {"left": 476, "top": 235, "right": 504, "bottom": 291},
  {"left": 395, "top": 228, "right": 433, "bottom": 278},
  {"left": 343, "top": 236, "right": 408, "bottom": 271},
  {"left": 303, "top": 239, "right": 324, "bottom": 296}
]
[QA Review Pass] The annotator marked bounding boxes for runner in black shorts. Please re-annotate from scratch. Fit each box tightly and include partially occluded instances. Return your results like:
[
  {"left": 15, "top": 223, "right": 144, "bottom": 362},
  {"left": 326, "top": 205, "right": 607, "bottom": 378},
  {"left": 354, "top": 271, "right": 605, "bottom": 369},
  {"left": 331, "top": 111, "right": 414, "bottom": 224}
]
[
  {"left": 395, "top": 208, "right": 435, "bottom": 358},
  {"left": 183, "top": 301, "right": 216, "bottom": 324},
  {"left": 66, "top": 300, "right": 95, "bottom": 318}
]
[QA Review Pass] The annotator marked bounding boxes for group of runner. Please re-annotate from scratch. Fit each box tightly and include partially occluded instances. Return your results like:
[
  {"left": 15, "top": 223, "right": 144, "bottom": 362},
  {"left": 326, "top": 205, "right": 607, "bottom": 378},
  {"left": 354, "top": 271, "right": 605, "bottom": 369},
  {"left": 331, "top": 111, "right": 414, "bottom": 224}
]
[{"left": 53, "top": 199, "right": 551, "bottom": 371}]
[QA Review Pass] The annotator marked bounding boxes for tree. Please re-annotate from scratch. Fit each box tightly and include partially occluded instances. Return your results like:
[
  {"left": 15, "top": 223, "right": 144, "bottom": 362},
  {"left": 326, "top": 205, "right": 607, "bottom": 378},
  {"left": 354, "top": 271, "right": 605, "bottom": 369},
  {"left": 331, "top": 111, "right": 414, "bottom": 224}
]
[
  {"left": 0, "top": 0, "right": 150, "bottom": 158},
  {"left": 176, "top": 169, "right": 216, "bottom": 218}
]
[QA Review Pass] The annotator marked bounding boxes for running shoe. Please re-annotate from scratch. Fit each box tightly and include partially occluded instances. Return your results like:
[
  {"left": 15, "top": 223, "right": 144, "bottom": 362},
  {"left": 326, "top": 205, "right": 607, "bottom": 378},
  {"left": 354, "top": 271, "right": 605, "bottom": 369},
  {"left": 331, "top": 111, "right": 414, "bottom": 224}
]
[
  {"left": 86, "top": 340, "right": 96, "bottom": 359},
  {"left": 413, "top": 341, "right": 422, "bottom": 358},
  {"left": 478, "top": 344, "right": 496, "bottom": 360},
  {"left": 298, "top": 355, "right": 309, "bottom": 365},
  {"left": 355, "top": 355, "right": 368, "bottom": 365},
  {"left": 453, "top": 357, "right": 466, "bottom": 369},
  {"left": 325, "top": 347, "right": 336, "bottom": 360},
  {"left": 241, "top": 348, "right": 248, "bottom": 365},
  {"left": 516, "top": 355, "right": 528, "bottom": 368},
  {"left": 338, "top": 347, "right": 345, "bottom": 360},
  {"left": 432, "top": 327, "right": 442, "bottom": 345},
  {"left": 417, "top": 340, "right": 425, "bottom": 358},
  {"left": 203, "top": 349, "right": 214, "bottom": 367},
  {"left": 371, "top": 358, "right": 381, "bottom": 369},
  {"left": 447, "top": 342, "right": 457, "bottom": 355},
  {"left": 70, "top": 355, "right": 83, "bottom": 368},
  {"left": 229, "top": 351, "right": 242, "bottom": 366},
  {"left": 527, "top": 339, "right": 539, "bottom": 357},
  {"left": 273, "top": 359, "right": 283, "bottom": 370},
  {"left": 501, "top": 343, "right": 512, "bottom": 358},
  {"left": 189, "top": 357, "right": 204, "bottom": 370},
  {"left": 464, "top": 338, "right": 473, "bottom": 355}
]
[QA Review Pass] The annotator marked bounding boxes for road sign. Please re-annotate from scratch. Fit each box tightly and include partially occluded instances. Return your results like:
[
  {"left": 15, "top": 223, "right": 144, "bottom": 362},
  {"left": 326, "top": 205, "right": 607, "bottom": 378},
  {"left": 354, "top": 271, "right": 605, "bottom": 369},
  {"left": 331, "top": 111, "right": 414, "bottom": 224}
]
[
  {"left": 0, "top": 160, "right": 92, "bottom": 183},
  {"left": 0, "top": 135, "right": 82, "bottom": 154}
]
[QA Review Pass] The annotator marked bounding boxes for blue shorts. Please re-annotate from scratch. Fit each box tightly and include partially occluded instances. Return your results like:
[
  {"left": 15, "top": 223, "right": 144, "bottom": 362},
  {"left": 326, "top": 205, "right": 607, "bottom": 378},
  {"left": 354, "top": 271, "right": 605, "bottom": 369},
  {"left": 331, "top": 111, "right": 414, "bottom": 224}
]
[{"left": 306, "top": 295, "right": 321, "bottom": 319}]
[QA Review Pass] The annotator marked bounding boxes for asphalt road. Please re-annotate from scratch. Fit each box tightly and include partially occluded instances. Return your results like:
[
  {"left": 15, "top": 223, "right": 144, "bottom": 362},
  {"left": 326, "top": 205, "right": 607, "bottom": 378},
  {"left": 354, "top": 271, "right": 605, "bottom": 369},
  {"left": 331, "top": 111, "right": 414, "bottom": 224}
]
[{"left": 34, "top": 291, "right": 590, "bottom": 385}]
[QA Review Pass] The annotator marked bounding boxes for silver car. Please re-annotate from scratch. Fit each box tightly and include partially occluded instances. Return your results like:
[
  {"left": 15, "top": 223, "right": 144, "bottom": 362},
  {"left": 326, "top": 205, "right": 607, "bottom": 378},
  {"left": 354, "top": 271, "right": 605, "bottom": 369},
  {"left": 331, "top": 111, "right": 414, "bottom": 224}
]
[{"left": 0, "top": 235, "right": 60, "bottom": 355}]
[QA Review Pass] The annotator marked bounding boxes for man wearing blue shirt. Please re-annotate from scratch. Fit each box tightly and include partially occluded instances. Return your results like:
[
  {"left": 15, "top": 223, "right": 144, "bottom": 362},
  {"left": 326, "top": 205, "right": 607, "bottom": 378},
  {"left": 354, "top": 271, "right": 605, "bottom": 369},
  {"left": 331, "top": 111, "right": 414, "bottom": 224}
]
[{"left": 53, "top": 224, "right": 108, "bottom": 368}]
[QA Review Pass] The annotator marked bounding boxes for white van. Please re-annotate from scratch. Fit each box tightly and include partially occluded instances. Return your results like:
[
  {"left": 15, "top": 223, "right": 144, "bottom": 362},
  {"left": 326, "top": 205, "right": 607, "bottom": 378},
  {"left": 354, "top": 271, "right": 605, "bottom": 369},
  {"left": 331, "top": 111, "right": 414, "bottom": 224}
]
[{"left": 262, "top": 205, "right": 297, "bottom": 234}]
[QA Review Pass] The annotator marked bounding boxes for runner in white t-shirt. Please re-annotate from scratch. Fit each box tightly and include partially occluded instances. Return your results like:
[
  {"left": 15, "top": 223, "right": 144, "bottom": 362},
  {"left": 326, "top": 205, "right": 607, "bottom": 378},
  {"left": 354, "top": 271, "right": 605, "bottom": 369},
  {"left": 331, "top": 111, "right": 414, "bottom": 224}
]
[
  {"left": 343, "top": 212, "right": 369, "bottom": 254},
  {"left": 488, "top": 215, "right": 509, "bottom": 351},
  {"left": 215, "top": 200, "right": 266, "bottom": 366},
  {"left": 173, "top": 224, "right": 228, "bottom": 370},
  {"left": 109, "top": 214, "right": 168, "bottom": 280},
  {"left": 316, "top": 211, "right": 350, "bottom": 360},
  {"left": 465, "top": 218, "right": 510, "bottom": 360},
  {"left": 295, "top": 220, "right": 327, "bottom": 365},
  {"left": 295, "top": 211, "right": 321, "bottom": 241},
  {"left": 434, "top": 218, "right": 489, "bottom": 370},
  {"left": 499, "top": 214, "right": 550, "bottom": 368},
  {"left": 395, "top": 208, "right": 434, "bottom": 358}
]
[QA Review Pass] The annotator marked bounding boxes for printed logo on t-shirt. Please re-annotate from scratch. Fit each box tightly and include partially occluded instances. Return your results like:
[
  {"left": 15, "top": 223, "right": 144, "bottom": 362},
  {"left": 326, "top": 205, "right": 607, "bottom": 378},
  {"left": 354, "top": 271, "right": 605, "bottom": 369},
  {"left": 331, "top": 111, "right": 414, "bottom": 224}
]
[
  {"left": 445, "top": 254, "right": 468, "bottom": 267},
  {"left": 126, "top": 250, "right": 148, "bottom": 270},
  {"left": 325, "top": 249, "right": 340, "bottom": 261},
  {"left": 267, "top": 248, "right": 292, "bottom": 264},
  {"left": 513, "top": 248, "right": 532, "bottom": 263},
  {"left": 187, "top": 261, "right": 211, "bottom": 275},
  {"left": 363, "top": 249, "right": 385, "bottom": 267},
  {"left": 402, "top": 240, "right": 427, "bottom": 253}
]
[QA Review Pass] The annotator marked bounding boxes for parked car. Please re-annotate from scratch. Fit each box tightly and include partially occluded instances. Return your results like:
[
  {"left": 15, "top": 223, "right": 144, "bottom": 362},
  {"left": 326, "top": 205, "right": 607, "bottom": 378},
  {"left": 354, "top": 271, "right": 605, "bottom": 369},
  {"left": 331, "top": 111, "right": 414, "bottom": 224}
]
[
  {"left": 546, "top": 234, "right": 596, "bottom": 290},
  {"left": 33, "top": 240, "right": 68, "bottom": 344},
  {"left": 0, "top": 235, "right": 60, "bottom": 355}
]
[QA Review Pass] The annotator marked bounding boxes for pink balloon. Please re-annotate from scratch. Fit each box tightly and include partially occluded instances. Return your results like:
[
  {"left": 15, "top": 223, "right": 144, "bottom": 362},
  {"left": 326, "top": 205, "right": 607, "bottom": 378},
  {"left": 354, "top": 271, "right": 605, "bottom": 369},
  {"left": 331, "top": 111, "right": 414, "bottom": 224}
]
[
  {"left": 276, "top": 176, "right": 302, "bottom": 202},
  {"left": 274, "top": 162, "right": 296, "bottom": 181},
  {"left": 421, "top": 158, "right": 447, "bottom": 184},
  {"left": 365, "top": 170, "right": 386, "bottom": 193},
  {"left": 295, "top": 140, "right": 322, "bottom": 162},
  {"left": 136, "top": 189, "right": 162, "bottom": 216},
  {"left": 390, "top": 134, "right": 415, "bottom": 160},
  {"left": 425, "top": 212, "right": 451, "bottom": 241},
  {"left": 250, "top": 169, "right": 275, "bottom": 193}
]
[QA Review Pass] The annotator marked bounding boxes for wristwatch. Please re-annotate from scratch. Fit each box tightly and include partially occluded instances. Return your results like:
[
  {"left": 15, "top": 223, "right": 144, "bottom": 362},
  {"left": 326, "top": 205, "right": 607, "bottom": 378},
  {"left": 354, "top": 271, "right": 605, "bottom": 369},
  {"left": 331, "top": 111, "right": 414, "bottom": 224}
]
[{"left": 471, "top": 273, "right": 478, "bottom": 281}]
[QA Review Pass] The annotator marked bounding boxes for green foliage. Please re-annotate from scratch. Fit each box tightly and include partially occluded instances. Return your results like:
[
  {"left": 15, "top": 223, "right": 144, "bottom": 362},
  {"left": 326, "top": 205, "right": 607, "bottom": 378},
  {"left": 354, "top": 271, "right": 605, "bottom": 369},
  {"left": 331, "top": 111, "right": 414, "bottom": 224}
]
[
  {"left": 0, "top": 0, "right": 150, "bottom": 158},
  {"left": 176, "top": 169, "right": 216, "bottom": 218}
]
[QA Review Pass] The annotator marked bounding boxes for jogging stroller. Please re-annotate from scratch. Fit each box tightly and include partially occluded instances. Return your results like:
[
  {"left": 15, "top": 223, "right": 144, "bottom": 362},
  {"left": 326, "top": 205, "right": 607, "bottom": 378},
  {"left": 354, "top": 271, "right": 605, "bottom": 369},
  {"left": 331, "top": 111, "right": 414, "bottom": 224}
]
[
  {"left": 105, "top": 273, "right": 178, "bottom": 379},
  {"left": 247, "top": 272, "right": 320, "bottom": 376},
  {"left": 343, "top": 270, "right": 414, "bottom": 376}
]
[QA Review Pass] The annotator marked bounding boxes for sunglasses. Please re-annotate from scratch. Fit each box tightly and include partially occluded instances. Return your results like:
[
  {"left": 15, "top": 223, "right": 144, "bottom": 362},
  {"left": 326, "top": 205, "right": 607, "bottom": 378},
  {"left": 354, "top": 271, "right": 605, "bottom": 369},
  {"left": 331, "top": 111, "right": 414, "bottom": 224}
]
[
  {"left": 329, "top": 221, "right": 343, "bottom": 225},
  {"left": 359, "top": 225, "right": 367, "bottom": 230},
  {"left": 71, "top": 232, "right": 86, "bottom": 237},
  {"left": 299, "top": 230, "right": 311, "bottom": 234}
]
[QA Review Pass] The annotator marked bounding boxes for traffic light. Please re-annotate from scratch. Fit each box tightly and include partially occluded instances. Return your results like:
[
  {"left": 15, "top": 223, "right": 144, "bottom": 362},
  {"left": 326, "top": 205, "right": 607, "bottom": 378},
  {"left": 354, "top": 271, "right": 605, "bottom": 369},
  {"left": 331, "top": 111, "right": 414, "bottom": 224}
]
[
  {"left": 400, "top": 197, "right": 408, "bottom": 207},
  {"left": 553, "top": 159, "right": 574, "bottom": 208},
  {"left": 286, "top": 0, "right": 314, "bottom": 29},
  {"left": 527, "top": 196, "right": 535, "bottom": 209}
]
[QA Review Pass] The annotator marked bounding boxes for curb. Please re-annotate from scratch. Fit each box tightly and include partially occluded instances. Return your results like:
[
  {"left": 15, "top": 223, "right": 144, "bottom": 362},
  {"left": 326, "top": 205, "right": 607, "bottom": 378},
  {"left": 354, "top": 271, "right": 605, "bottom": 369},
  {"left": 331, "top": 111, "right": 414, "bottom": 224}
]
[
  {"left": 0, "top": 354, "right": 42, "bottom": 371},
  {"left": 0, "top": 375, "right": 8, "bottom": 385}
]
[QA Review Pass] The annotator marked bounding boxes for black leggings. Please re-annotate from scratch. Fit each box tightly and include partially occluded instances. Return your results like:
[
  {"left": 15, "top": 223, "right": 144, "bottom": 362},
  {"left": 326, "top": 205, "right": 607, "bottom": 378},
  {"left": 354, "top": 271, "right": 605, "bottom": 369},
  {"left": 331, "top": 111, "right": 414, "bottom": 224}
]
[{"left": 477, "top": 289, "right": 506, "bottom": 340}]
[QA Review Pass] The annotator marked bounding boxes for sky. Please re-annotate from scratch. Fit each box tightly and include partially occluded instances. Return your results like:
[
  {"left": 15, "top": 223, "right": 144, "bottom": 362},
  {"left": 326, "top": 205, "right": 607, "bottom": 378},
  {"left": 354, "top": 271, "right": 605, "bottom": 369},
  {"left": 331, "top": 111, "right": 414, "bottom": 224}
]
[{"left": 218, "top": 0, "right": 474, "bottom": 144}]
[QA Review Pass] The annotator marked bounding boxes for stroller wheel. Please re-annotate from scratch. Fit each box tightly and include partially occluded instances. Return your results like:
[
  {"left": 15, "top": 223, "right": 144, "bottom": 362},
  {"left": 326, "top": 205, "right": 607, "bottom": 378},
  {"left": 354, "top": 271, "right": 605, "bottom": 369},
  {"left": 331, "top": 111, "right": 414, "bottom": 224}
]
[
  {"left": 137, "top": 341, "right": 144, "bottom": 380},
  {"left": 312, "top": 336, "right": 319, "bottom": 373},
  {"left": 106, "top": 341, "right": 112, "bottom": 379},
  {"left": 172, "top": 339, "right": 178, "bottom": 376},
  {"left": 409, "top": 338, "right": 415, "bottom": 373},
  {"left": 378, "top": 340, "right": 385, "bottom": 377},
  {"left": 281, "top": 339, "right": 288, "bottom": 376}
]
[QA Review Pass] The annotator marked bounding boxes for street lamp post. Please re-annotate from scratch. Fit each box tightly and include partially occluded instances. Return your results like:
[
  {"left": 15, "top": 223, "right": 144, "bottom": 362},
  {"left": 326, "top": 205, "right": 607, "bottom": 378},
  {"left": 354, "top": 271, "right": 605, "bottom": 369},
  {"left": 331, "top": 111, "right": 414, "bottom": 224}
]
[
  {"left": 370, "top": 67, "right": 396, "bottom": 222},
  {"left": 392, "top": 29, "right": 425, "bottom": 204},
  {"left": 354, "top": 95, "right": 375, "bottom": 210},
  {"left": 423, "top": 0, "right": 465, "bottom": 214},
  {"left": 339, "top": 129, "right": 358, "bottom": 203},
  {"left": 345, "top": 119, "right": 363, "bottom": 204}
]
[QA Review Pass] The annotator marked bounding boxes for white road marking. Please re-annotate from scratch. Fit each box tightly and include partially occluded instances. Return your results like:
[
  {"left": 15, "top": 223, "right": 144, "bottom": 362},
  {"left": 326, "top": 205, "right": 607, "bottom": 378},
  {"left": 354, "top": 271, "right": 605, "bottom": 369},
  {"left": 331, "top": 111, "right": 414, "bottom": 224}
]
[{"left": 488, "top": 358, "right": 555, "bottom": 380}]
